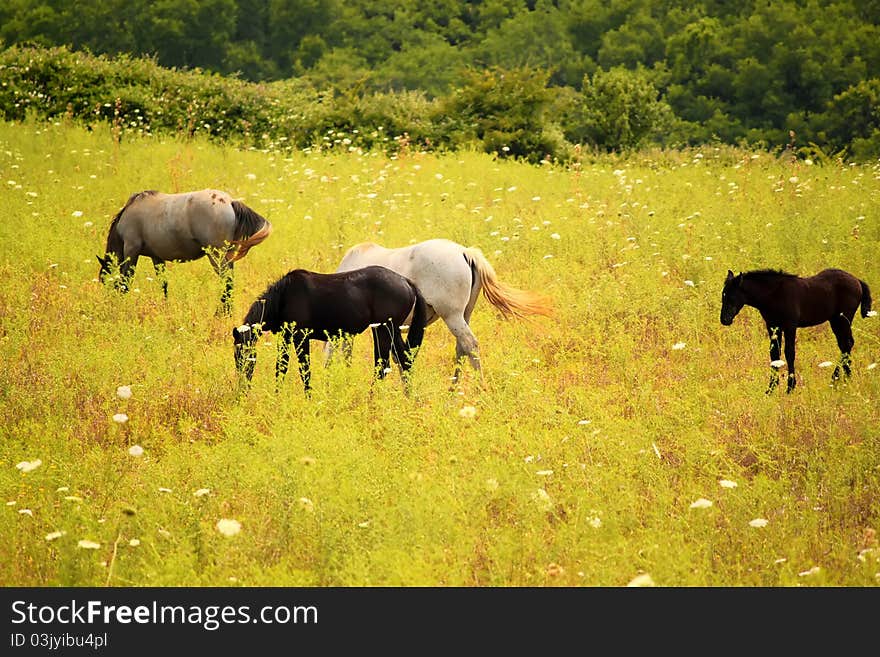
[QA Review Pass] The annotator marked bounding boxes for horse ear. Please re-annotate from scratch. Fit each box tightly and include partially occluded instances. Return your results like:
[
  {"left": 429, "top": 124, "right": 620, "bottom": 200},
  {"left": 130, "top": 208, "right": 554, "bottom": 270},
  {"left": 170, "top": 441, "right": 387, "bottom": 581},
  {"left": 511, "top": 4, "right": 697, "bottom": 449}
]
[{"left": 726, "top": 270, "right": 734, "bottom": 281}]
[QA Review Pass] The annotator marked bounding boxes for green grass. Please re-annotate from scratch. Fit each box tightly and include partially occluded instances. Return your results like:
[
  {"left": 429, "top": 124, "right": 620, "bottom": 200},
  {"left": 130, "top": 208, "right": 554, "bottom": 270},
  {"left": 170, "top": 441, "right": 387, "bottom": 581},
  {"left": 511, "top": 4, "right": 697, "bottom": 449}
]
[{"left": 1, "top": 119, "right": 878, "bottom": 587}]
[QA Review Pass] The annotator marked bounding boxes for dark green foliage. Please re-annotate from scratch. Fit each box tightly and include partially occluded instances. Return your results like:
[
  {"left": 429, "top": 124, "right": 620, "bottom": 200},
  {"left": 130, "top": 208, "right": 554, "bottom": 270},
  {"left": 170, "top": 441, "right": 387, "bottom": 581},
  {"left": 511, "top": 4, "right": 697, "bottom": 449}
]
[
  {"left": 0, "top": 45, "right": 441, "bottom": 155},
  {"left": 565, "top": 67, "right": 674, "bottom": 151},
  {"left": 817, "top": 79, "right": 880, "bottom": 160},
  {"left": 1, "top": 0, "right": 880, "bottom": 159},
  {"left": 439, "top": 66, "right": 567, "bottom": 162}
]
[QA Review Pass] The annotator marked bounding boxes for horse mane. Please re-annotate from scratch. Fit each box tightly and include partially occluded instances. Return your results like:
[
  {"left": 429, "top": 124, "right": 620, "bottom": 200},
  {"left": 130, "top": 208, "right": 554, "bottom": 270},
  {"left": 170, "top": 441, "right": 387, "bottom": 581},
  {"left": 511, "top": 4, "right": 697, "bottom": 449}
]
[
  {"left": 742, "top": 269, "right": 798, "bottom": 281},
  {"left": 243, "top": 271, "right": 296, "bottom": 330},
  {"left": 229, "top": 200, "right": 272, "bottom": 262},
  {"left": 105, "top": 190, "right": 157, "bottom": 253}
]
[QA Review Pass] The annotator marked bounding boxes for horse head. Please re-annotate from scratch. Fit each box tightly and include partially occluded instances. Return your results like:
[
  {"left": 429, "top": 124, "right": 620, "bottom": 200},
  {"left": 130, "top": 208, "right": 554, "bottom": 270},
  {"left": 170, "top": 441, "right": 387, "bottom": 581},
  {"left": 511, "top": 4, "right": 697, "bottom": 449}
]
[
  {"left": 233, "top": 323, "right": 261, "bottom": 382},
  {"left": 720, "top": 270, "right": 746, "bottom": 325},
  {"left": 96, "top": 255, "right": 111, "bottom": 281},
  {"left": 96, "top": 254, "right": 129, "bottom": 292}
]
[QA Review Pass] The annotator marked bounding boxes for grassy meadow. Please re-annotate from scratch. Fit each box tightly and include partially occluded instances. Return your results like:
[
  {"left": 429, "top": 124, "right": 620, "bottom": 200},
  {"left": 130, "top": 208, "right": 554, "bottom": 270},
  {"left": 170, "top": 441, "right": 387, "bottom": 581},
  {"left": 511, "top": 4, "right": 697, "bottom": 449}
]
[{"left": 1, "top": 118, "right": 879, "bottom": 587}]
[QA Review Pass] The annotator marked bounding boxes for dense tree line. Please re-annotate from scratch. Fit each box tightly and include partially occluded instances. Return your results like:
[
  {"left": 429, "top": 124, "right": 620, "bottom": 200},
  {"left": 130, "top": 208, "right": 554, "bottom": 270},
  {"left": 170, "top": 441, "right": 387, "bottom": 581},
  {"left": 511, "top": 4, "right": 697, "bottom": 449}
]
[{"left": 1, "top": 0, "right": 879, "bottom": 158}]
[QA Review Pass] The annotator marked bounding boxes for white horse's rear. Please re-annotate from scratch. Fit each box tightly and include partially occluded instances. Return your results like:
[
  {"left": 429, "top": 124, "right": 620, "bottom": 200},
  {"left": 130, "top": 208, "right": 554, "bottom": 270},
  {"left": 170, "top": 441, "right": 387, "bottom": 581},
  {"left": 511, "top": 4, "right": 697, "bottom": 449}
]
[{"left": 332, "top": 238, "right": 552, "bottom": 382}]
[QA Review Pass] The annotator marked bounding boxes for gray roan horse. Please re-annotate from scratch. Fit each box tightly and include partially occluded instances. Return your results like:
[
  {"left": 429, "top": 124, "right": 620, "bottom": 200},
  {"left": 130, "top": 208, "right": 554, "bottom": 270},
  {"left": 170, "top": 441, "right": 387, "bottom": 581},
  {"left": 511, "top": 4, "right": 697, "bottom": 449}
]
[
  {"left": 327, "top": 238, "right": 553, "bottom": 383},
  {"left": 234, "top": 265, "right": 428, "bottom": 393},
  {"left": 97, "top": 189, "right": 272, "bottom": 314},
  {"left": 721, "top": 268, "right": 872, "bottom": 393}
]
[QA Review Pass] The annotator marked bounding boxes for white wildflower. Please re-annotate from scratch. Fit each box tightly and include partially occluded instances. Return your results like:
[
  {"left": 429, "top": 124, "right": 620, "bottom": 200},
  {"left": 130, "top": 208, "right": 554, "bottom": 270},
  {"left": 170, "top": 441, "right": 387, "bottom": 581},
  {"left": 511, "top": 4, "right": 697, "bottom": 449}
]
[
  {"left": 627, "top": 573, "right": 656, "bottom": 587},
  {"left": 16, "top": 459, "right": 42, "bottom": 473},
  {"left": 216, "top": 518, "right": 241, "bottom": 537},
  {"left": 532, "top": 488, "right": 553, "bottom": 512},
  {"left": 689, "top": 498, "right": 713, "bottom": 509}
]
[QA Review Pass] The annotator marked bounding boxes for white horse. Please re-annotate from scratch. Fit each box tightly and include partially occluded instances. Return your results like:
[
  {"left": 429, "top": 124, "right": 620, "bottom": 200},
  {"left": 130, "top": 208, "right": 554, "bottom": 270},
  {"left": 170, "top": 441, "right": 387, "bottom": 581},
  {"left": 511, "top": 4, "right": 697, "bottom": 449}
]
[{"left": 327, "top": 238, "right": 553, "bottom": 382}]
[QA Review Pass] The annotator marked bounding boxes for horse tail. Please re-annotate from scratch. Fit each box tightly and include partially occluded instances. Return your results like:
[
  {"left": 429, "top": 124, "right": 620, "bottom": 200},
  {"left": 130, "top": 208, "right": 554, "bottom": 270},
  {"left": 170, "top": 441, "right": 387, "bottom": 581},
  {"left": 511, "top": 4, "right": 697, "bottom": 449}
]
[
  {"left": 228, "top": 200, "right": 273, "bottom": 262},
  {"left": 462, "top": 246, "right": 553, "bottom": 319},
  {"left": 860, "top": 279, "right": 872, "bottom": 318},
  {"left": 406, "top": 285, "right": 428, "bottom": 356}
]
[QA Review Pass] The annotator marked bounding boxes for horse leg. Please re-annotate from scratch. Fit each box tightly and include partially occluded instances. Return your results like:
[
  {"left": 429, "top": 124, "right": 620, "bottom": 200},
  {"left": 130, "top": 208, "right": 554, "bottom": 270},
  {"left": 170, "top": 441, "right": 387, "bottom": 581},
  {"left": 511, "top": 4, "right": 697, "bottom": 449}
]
[
  {"left": 323, "top": 333, "right": 354, "bottom": 368},
  {"left": 218, "top": 262, "right": 234, "bottom": 317},
  {"left": 275, "top": 324, "right": 293, "bottom": 392},
  {"left": 117, "top": 248, "right": 140, "bottom": 293},
  {"left": 222, "top": 264, "right": 234, "bottom": 315},
  {"left": 208, "top": 253, "right": 234, "bottom": 316},
  {"left": 766, "top": 325, "right": 782, "bottom": 394},
  {"left": 390, "top": 325, "right": 416, "bottom": 393},
  {"left": 829, "top": 314, "right": 855, "bottom": 383},
  {"left": 443, "top": 315, "right": 481, "bottom": 385},
  {"left": 392, "top": 325, "right": 414, "bottom": 371},
  {"left": 783, "top": 327, "right": 797, "bottom": 393},
  {"left": 151, "top": 258, "right": 168, "bottom": 299},
  {"left": 294, "top": 331, "right": 313, "bottom": 394},
  {"left": 371, "top": 325, "right": 393, "bottom": 380}
]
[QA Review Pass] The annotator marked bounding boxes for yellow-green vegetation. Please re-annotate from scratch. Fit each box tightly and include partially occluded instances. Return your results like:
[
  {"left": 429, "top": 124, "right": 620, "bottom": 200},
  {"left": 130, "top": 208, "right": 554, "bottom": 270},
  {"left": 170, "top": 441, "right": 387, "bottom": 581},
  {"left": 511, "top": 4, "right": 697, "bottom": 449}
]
[{"left": 1, "top": 119, "right": 878, "bottom": 587}]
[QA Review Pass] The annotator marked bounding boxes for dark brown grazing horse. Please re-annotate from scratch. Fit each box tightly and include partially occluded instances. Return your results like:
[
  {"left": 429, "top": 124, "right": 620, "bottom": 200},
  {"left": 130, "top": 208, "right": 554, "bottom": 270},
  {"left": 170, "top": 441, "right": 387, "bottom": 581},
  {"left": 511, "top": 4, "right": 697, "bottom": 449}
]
[
  {"left": 720, "top": 268, "right": 873, "bottom": 393},
  {"left": 234, "top": 266, "right": 428, "bottom": 393},
  {"left": 98, "top": 189, "right": 272, "bottom": 315}
]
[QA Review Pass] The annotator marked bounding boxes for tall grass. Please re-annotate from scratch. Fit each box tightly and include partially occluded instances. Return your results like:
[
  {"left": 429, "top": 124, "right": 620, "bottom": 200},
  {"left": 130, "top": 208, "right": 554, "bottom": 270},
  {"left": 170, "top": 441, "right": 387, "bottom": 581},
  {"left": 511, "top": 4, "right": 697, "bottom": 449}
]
[{"left": 1, "top": 119, "right": 878, "bottom": 586}]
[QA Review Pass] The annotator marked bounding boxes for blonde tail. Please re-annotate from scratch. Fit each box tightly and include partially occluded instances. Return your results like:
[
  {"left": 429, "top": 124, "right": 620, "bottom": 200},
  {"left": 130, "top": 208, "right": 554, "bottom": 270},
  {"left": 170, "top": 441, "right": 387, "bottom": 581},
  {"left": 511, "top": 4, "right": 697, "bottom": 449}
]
[
  {"left": 228, "top": 222, "right": 272, "bottom": 262},
  {"left": 464, "top": 247, "right": 553, "bottom": 319}
]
